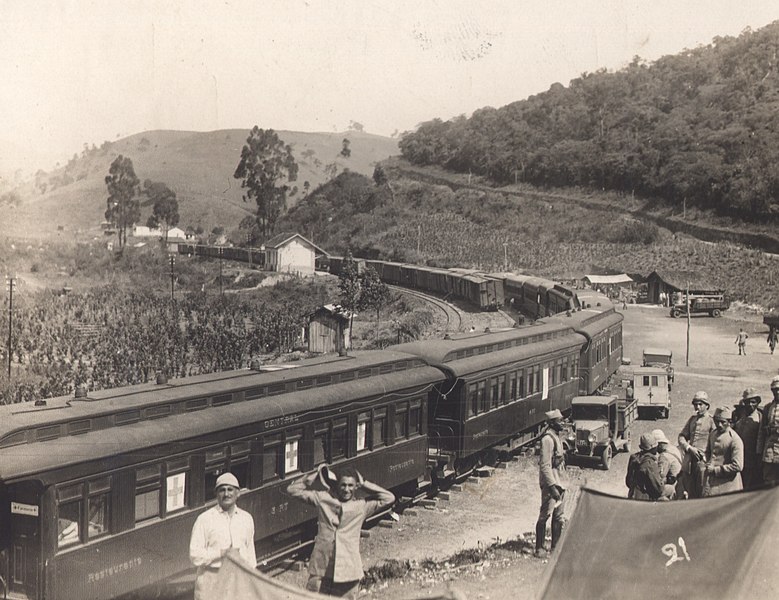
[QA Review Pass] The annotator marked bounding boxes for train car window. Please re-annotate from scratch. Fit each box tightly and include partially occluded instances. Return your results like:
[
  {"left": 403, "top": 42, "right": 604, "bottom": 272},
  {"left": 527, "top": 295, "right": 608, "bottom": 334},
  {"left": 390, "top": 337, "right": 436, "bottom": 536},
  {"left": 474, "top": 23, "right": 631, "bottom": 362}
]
[
  {"left": 518, "top": 369, "right": 525, "bottom": 398},
  {"left": 0, "top": 430, "right": 27, "bottom": 448},
  {"left": 478, "top": 381, "right": 487, "bottom": 413},
  {"left": 262, "top": 435, "right": 283, "bottom": 482},
  {"left": 268, "top": 383, "right": 286, "bottom": 396},
  {"left": 186, "top": 398, "right": 209, "bottom": 411},
  {"left": 245, "top": 387, "right": 264, "bottom": 401},
  {"left": 340, "top": 371, "right": 355, "bottom": 382},
  {"left": 527, "top": 370, "right": 534, "bottom": 395},
  {"left": 535, "top": 367, "right": 542, "bottom": 396},
  {"left": 410, "top": 400, "right": 422, "bottom": 434},
  {"left": 284, "top": 432, "right": 301, "bottom": 474},
  {"left": 88, "top": 478, "right": 111, "bottom": 540},
  {"left": 490, "top": 379, "right": 499, "bottom": 409},
  {"left": 36, "top": 425, "right": 61, "bottom": 441},
  {"left": 572, "top": 357, "right": 579, "bottom": 380},
  {"left": 542, "top": 367, "right": 550, "bottom": 400},
  {"left": 372, "top": 409, "right": 387, "bottom": 448},
  {"left": 395, "top": 360, "right": 409, "bottom": 371},
  {"left": 509, "top": 373, "right": 517, "bottom": 402},
  {"left": 332, "top": 418, "right": 348, "bottom": 459},
  {"left": 316, "top": 375, "right": 333, "bottom": 386},
  {"left": 394, "top": 403, "right": 409, "bottom": 440},
  {"left": 166, "top": 472, "right": 187, "bottom": 513},
  {"left": 357, "top": 368, "right": 373, "bottom": 379},
  {"left": 145, "top": 405, "right": 171, "bottom": 419},
  {"left": 379, "top": 364, "right": 393, "bottom": 374},
  {"left": 296, "top": 378, "right": 313, "bottom": 390},
  {"left": 356, "top": 413, "right": 370, "bottom": 452},
  {"left": 498, "top": 375, "right": 507, "bottom": 405},
  {"left": 115, "top": 410, "right": 141, "bottom": 426},
  {"left": 467, "top": 383, "right": 478, "bottom": 418},
  {"left": 135, "top": 465, "right": 162, "bottom": 522},
  {"left": 68, "top": 419, "right": 92, "bottom": 435},
  {"left": 58, "top": 495, "right": 82, "bottom": 548},
  {"left": 313, "top": 424, "right": 328, "bottom": 465},
  {"left": 212, "top": 394, "right": 232, "bottom": 407}
]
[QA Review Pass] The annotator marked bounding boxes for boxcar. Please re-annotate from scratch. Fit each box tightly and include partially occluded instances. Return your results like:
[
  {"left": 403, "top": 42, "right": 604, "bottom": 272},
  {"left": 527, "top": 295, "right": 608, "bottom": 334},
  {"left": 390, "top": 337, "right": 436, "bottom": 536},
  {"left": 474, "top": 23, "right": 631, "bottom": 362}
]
[
  {"left": 395, "top": 325, "right": 584, "bottom": 473},
  {"left": 0, "top": 351, "right": 440, "bottom": 600}
]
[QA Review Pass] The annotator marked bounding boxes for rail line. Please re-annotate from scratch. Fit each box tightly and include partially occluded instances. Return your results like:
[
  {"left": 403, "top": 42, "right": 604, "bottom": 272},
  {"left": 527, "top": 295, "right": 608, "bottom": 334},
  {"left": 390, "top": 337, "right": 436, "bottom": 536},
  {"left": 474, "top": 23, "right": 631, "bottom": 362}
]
[{"left": 387, "top": 284, "right": 464, "bottom": 332}]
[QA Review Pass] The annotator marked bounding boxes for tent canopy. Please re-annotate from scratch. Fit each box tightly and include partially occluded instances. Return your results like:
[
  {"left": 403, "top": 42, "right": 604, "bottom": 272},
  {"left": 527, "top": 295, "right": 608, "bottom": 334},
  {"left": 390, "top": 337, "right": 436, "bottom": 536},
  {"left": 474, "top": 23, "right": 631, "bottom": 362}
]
[{"left": 584, "top": 274, "right": 634, "bottom": 285}]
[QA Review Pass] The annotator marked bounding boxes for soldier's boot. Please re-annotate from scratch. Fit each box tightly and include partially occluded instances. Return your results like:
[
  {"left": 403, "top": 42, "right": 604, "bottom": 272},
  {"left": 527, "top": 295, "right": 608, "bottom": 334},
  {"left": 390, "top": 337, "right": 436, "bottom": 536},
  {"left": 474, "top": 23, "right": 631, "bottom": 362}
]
[
  {"left": 551, "top": 520, "right": 564, "bottom": 551},
  {"left": 534, "top": 521, "right": 548, "bottom": 558}
]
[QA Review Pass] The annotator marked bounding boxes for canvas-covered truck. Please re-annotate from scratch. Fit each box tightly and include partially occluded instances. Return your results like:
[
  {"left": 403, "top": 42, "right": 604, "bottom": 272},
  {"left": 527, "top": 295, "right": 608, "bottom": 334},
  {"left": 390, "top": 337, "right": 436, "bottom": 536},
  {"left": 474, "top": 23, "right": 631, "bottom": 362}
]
[
  {"left": 565, "top": 395, "right": 637, "bottom": 470},
  {"left": 642, "top": 347, "right": 674, "bottom": 390},
  {"left": 670, "top": 294, "right": 729, "bottom": 318},
  {"left": 633, "top": 366, "right": 671, "bottom": 419}
]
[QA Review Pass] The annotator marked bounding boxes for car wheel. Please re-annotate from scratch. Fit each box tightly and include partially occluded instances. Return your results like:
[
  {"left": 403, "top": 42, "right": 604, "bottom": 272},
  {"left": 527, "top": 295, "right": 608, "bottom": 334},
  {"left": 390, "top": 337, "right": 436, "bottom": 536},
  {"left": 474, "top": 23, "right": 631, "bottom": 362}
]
[
  {"left": 672, "top": 310, "right": 681, "bottom": 318},
  {"left": 601, "top": 446, "right": 612, "bottom": 470},
  {"left": 712, "top": 309, "right": 721, "bottom": 317}
]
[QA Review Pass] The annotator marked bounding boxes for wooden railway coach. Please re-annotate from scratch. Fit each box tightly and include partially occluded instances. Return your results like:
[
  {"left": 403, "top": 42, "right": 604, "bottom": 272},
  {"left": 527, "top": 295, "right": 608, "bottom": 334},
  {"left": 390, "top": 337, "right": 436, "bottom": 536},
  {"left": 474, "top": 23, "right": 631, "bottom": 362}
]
[
  {"left": 0, "top": 352, "right": 440, "bottom": 600},
  {"left": 394, "top": 325, "right": 584, "bottom": 474},
  {"left": 178, "top": 243, "right": 265, "bottom": 267}
]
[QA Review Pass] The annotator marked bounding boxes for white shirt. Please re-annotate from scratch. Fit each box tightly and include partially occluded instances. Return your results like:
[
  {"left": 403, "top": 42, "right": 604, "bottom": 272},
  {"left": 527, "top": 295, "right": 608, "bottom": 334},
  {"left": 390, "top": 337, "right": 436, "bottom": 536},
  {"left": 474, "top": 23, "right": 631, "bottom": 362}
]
[{"left": 189, "top": 504, "right": 256, "bottom": 570}]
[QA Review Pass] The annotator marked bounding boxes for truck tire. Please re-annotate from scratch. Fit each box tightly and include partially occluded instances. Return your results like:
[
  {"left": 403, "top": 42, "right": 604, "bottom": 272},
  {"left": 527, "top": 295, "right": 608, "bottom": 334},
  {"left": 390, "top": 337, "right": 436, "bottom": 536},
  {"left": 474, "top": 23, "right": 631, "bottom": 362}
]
[
  {"left": 623, "top": 437, "right": 632, "bottom": 453},
  {"left": 672, "top": 309, "right": 681, "bottom": 318},
  {"left": 600, "top": 446, "right": 612, "bottom": 470},
  {"left": 711, "top": 309, "right": 721, "bottom": 317}
]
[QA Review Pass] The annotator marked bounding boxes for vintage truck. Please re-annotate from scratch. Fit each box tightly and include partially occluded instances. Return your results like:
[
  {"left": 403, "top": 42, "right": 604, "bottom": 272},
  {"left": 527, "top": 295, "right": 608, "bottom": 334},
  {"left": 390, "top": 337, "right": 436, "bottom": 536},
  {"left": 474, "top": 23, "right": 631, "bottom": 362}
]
[
  {"left": 565, "top": 395, "right": 637, "bottom": 470},
  {"left": 632, "top": 366, "right": 671, "bottom": 419},
  {"left": 642, "top": 347, "right": 674, "bottom": 390},
  {"left": 670, "top": 294, "right": 729, "bottom": 318}
]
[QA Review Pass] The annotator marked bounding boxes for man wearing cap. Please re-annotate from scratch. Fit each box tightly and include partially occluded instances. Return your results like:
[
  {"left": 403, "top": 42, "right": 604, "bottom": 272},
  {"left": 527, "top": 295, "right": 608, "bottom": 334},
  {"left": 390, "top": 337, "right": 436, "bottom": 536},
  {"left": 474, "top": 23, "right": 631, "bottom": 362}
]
[
  {"left": 702, "top": 407, "right": 744, "bottom": 496},
  {"left": 189, "top": 472, "right": 256, "bottom": 600},
  {"left": 535, "top": 409, "right": 568, "bottom": 558},
  {"left": 678, "top": 391, "right": 715, "bottom": 498},
  {"left": 286, "top": 465, "right": 395, "bottom": 599},
  {"left": 734, "top": 388, "right": 763, "bottom": 490},
  {"left": 758, "top": 375, "right": 779, "bottom": 485},
  {"left": 653, "top": 429, "right": 682, "bottom": 500},
  {"left": 625, "top": 433, "right": 664, "bottom": 501}
]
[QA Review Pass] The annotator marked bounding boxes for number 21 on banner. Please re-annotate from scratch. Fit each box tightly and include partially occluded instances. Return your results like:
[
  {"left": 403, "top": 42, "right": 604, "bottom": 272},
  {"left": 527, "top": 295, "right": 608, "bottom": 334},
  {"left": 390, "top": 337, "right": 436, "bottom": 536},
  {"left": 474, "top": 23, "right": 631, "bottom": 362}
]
[{"left": 661, "top": 537, "right": 691, "bottom": 567}]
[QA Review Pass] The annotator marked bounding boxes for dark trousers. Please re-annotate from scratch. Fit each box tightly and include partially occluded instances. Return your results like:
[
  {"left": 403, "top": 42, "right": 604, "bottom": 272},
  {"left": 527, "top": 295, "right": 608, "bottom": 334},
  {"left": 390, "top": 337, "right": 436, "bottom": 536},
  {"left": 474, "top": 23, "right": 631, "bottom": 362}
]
[{"left": 307, "top": 575, "right": 359, "bottom": 599}]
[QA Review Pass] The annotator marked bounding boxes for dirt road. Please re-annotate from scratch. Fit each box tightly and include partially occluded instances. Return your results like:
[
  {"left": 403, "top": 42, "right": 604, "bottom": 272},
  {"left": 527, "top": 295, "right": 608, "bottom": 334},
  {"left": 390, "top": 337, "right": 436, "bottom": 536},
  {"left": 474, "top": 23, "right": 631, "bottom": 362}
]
[{"left": 274, "top": 305, "right": 775, "bottom": 599}]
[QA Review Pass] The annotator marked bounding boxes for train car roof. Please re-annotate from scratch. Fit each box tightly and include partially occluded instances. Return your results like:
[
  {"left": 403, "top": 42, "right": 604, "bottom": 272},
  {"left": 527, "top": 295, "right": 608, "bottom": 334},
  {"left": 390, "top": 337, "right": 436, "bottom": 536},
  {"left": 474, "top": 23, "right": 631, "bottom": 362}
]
[
  {"left": 0, "top": 350, "right": 431, "bottom": 448},
  {"left": 0, "top": 365, "right": 442, "bottom": 483}
]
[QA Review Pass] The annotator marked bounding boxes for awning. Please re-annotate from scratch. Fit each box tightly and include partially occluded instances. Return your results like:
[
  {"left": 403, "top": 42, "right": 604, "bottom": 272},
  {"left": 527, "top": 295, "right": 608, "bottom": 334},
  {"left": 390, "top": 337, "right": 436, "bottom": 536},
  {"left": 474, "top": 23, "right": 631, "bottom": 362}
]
[{"left": 584, "top": 274, "right": 633, "bottom": 285}]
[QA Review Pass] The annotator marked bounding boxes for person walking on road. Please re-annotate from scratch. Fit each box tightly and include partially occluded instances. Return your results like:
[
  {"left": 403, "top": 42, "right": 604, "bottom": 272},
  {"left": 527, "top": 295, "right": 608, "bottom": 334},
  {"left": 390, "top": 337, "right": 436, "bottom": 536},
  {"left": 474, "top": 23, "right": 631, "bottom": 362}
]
[
  {"left": 189, "top": 473, "right": 256, "bottom": 600},
  {"left": 734, "top": 388, "right": 763, "bottom": 490},
  {"left": 678, "top": 391, "right": 715, "bottom": 499},
  {"left": 758, "top": 376, "right": 779, "bottom": 486},
  {"left": 286, "top": 465, "right": 395, "bottom": 599},
  {"left": 702, "top": 407, "right": 744, "bottom": 496},
  {"left": 735, "top": 328, "right": 749, "bottom": 355},
  {"left": 653, "top": 429, "right": 682, "bottom": 500},
  {"left": 535, "top": 409, "right": 568, "bottom": 558},
  {"left": 768, "top": 328, "right": 778, "bottom": 355},
  {"left": 625, "top": 433, "right": 664, "bottom": 501}
]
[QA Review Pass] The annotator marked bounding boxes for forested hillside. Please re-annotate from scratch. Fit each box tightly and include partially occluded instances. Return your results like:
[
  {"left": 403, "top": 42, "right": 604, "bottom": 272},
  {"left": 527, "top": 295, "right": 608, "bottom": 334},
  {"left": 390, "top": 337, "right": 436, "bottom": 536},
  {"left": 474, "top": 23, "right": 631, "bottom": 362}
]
[{"left": 399, "top": 22, "right": 779, "bottom": 219}]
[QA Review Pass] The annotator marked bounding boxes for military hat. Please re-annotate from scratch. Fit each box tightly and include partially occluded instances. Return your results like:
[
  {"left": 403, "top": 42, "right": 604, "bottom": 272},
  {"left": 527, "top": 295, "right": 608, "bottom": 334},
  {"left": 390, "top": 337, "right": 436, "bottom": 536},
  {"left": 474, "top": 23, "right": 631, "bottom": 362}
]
[
  {"left": 545, "top": 409, "right": 564, "bottom": 421},
  {"left": 214, "top": 472, "right": 240, "bottom": 490},
  {"left": 713, "top": 406, "right": 733, "bottom": 421},
  {"left": 691, "top": 391, "right": 710, "bottom": 406},
  {"left": 639, "top": 433, "right": 657, "bottom": 450},
  {"left": 652, "top": 429, "right": 671, "bottom": 445},
  {"left": 741, "top": 387, "right": 761, "bottom": 404},
  {"left": 771, "top": 376, "right": 779, "bottom": 390}
]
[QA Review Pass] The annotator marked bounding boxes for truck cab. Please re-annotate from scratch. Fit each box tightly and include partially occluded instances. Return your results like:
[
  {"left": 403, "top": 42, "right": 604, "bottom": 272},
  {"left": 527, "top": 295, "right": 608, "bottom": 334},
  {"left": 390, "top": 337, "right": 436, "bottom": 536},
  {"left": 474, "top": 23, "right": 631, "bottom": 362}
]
[
  {"left": 633, "top": 366, "right": 671, "bottom": 419},
  {"left": 642, "top": 347, "right": 674, "bottom": 390},
  {"left": 566, "top": 395, "right": 637, "bottom": 470}
]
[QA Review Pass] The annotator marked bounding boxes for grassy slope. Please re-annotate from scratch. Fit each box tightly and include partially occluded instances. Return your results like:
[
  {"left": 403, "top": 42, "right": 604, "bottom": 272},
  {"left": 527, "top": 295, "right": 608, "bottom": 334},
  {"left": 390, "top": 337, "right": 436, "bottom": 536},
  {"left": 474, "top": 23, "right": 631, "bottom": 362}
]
[{"left": 0, "top": 129, "right": 398, "bottom": 240}]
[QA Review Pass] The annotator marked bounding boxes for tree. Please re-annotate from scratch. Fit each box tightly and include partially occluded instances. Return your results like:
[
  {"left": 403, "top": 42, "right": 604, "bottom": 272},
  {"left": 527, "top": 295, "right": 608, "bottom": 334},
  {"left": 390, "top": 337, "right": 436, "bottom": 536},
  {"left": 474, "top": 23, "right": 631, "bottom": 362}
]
[
  {"left": 338, "top": 251, "right": 361, "bottom": 348},
  {"left": 104, "top": 155, "right": 140, "bottom": 249},
  {"left": 359, "top": 266, "right": 393, "bottom": 341},
  {"left": 341, "top": 138, "right": 351, "bottom": 158},
  {"left": 143, "top": 180, "right": 179, "bottom": 242},
  {"left": 233, "top": 127, "right": 298, "bottom": 238},
  {"left": 372, "top": 165, "right": 387, "bottom": 186}
]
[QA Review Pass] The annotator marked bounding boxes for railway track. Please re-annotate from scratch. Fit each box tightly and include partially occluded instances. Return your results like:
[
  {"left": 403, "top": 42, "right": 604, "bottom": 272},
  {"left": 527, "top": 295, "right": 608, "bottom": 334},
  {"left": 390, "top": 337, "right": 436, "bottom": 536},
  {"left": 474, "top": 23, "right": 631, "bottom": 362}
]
[{"left": 387, "top": 285, "right": 464, "bottom": 332}]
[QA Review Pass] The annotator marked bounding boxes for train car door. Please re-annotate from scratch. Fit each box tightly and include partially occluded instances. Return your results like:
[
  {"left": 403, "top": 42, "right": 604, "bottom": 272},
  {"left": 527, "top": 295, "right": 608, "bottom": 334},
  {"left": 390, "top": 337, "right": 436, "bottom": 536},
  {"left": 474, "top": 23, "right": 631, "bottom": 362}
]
[{"left": 6, "top": 481, "right": 41, "bottom": 599}]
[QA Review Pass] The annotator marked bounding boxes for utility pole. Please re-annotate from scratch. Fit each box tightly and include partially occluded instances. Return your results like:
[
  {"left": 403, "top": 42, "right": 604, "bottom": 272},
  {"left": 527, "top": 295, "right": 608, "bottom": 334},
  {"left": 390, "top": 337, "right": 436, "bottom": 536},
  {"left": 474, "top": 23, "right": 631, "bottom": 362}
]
[
  {"left": 218, "top": 246, "right": 224, "bottom": 296},
  {"left": 168, "top": 254, "right": 176, "bottom": 302},
  {"left": 417, "top": 225, "right": 421, "bottom": 255},
  {"left": 686, "top": 281, "right": 691, "bottom": 367},
  {"left": 503, "top": 242, "right": 508, "bottom": 271},
  {"left": 5, "top": 275, "right": 14, "bottom": 379},
  {"left": 247, "top": 232, "right": 253, "bottom": 268}
]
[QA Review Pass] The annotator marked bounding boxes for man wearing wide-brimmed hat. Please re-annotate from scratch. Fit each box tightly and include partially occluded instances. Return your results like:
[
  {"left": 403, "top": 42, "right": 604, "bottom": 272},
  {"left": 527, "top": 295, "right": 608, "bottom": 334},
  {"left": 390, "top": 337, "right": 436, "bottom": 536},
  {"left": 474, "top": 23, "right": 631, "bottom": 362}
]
[
  {"left": 734, "top": 387, "right": 763, "bottom": 489},
  {"left": 678, "top": 390, "right": 715, "bottom": 498},
  {"left": 758, "top": 375, "right": 779, "bottom": 485},
  {"left": 534, "top": 409, "right": 568, "bottom": 558},
  {"left": 702, "top": 406, "right": 744, "bottom": 496}
]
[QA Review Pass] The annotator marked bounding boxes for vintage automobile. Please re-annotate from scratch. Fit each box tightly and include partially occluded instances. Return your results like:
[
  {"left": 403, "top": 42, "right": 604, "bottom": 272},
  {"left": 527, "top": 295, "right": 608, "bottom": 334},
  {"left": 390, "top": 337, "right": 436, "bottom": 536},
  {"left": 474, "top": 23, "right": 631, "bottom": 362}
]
[
  {"left": 670, "top": 294, "right": 729, "bottom": 318},
  {"left": 642, "top": 347, "right": 674, "bottom": 389},
  {"left": 633, "top": 366, "right": 671, "bottom": 419},
  {"left": 566, "top": 395, "right": 637, "bottom": 470}
]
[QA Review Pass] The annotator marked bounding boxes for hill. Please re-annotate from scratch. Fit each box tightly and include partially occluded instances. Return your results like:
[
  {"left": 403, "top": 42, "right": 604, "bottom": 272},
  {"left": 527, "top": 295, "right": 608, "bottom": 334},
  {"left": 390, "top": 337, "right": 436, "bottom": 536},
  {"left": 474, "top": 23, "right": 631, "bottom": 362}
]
[
  {"left": 0, "top": 128, "right": 398, "bottom": 240},
  {"left": 398, "top": 21, "right": 779, "bottom": 222}
]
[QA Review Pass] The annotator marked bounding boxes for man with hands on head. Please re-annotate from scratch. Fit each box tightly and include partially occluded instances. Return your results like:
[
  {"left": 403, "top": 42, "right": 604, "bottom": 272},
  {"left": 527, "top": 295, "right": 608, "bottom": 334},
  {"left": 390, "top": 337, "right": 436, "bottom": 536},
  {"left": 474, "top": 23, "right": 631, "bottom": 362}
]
[
  {"left": 189, "top": 472, "right": 256, "bottom": 600},
  {"left": 286, "top": 464, "right": 395, "bottom": 599}
]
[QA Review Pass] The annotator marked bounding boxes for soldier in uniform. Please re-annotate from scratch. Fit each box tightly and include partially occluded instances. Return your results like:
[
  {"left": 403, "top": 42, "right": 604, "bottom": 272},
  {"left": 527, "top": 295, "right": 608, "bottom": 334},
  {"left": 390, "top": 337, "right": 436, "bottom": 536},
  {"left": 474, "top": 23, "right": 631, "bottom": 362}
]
[
  {"left": 758, "top": 376, "right": 779, "bottom": 485},
  {"left": 678, "top": 391, "right": 715, "bottom": 498},
  {"left": 535, "top": 409, "right": 567, "bottom": 558},
  {"left": 701, "top": 406, "right": 743, "bottom": 496},
  {"left": 625, "top": 433, "right": 664, "bottom": 501},
  {"left": 653, "top": 429, "right": 682, "bottom": 500},
  {"left": 734, "top": 388, "right": 763, "bottom": 490}
]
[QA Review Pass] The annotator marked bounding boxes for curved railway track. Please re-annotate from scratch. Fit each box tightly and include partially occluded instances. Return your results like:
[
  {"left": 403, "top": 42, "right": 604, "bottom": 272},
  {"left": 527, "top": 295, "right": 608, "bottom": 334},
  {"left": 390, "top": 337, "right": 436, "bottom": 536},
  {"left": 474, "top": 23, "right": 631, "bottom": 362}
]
[{"left": 388, "top": 284, "right": 464, "bottom": 332}]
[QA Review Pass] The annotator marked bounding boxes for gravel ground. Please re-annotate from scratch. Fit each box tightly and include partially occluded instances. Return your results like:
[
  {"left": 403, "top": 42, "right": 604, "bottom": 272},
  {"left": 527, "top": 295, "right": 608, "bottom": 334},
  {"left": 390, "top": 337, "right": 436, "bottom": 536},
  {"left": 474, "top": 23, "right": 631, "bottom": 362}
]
[{"left": 271, "top": 304, "right": 775, "bottom": 599}]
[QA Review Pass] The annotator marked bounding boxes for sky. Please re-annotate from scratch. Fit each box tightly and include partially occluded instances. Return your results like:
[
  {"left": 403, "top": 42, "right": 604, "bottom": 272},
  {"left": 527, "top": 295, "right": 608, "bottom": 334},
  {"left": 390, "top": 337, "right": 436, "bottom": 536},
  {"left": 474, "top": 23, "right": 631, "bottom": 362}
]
[{"left": 1, "top": 1, "right": 777, "bottom": 173}]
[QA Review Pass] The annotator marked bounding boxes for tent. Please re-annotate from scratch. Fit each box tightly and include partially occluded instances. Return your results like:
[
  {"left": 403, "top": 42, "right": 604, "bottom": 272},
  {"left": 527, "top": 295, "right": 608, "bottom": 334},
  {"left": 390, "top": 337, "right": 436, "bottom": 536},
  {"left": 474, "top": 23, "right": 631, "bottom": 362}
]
[
  {"left": 537, "top": 487, "right": 779, "bottom": 599},
  {"left": 213, "top": 551, "right": 466, "bottom": 600},
  {"left": 584, "top": 274, "right": 634, "bottom": 285}
]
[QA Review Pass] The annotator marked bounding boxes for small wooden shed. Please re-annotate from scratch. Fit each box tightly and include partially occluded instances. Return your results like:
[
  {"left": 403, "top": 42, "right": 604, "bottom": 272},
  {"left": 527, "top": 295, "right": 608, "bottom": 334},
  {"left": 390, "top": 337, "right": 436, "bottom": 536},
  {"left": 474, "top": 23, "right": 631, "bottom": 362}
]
[{"left": 306, "top": 304, "right": 351, "bottom": 354}]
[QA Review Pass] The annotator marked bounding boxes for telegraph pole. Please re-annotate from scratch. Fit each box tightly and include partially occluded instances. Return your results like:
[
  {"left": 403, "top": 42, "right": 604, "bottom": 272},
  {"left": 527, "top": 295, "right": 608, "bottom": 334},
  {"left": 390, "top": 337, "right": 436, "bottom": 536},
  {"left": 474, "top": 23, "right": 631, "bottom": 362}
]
[
  {"left": 5, "top": 275, "right": 15, "bottom": 379},
  {"left": 168, "top": 255, "right": 176, "bottom": 302},
  {"left": 686, "top": 281, "right": 691, "bottom": 367},
  {"left": 218, "top": 246, "right": 224, "bottom": 296},
  {"left": 247, "top": 232, "right": 253, "bottom": 268},
  {"left": 503, "top": 242, "right": 508, "bottom": 271}
]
